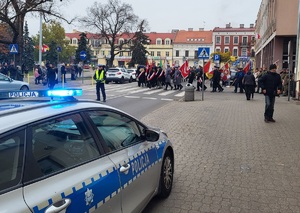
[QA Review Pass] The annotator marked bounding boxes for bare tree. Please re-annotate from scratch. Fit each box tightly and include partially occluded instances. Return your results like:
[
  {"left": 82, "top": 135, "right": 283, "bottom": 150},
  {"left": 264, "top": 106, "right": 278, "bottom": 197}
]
[
  {"left": 80, "top": 0, "right": 147, "bottom": 67},
  {"left": 0, "top": 0, "right": 74, "bottom": 63}
]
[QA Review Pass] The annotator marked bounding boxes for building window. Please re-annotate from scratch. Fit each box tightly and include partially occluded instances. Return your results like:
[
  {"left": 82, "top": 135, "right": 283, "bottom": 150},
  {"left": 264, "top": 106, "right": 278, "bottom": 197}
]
[
  {"left": 233, "top": 48, "right": 238, "bottom": 56},
  {"left": 72, "top": 38, "right": 77, "bottom": 45},
  {"left": 224, "top": 48, "right": 229, "bottom": 53},
  {"left": 185, "top": 50, "right": 189, "bottom": 57},
  {"left": 233, "top": 36, "right": 239, "bottom": 44},
  {"left": 224, "top": 36, "right": 230, "bottom": 44},
  {"left": 165, "top": 39, "right": 171, "bottom": 45},
  {"left": 156, "top": 39, "right": 162, "bottom": 45},
  {"left": 119, "top": 52, "right": 123, "bottom": 56},
  {"left": 241, "top": 48, "right": 247, "bottom": 56},
  {"left": 157, "top": 51, "right": 161, "bottom": 57},
  {"left": 150, "top": 51, "right": 154, "bottom": 56},
  {"left": 166, "top": 51, "right": 170, "bottom": 57},
  {"left": 102, "top": 51, "right": 105, "bottom": 56},
  {"left": 194, "top": 50, "right": 198, "bottom": 59},
  {"left": 128, "top": 52, "right": 132, "bottom": 57},
  {"left": 175, "top": 50, "right": 179, "bottom": 57},
  {"left": 119, "top": 39, "right": 124, "bottom": 45},
  {"left": 215, "top": 47, "right": 221, "bottom": 52},
  {"left": 242, "top": 36, "right": 248, "bottom": 44},
  {"left": 216, "top": 36, "right": 221, "bottom": 44}
]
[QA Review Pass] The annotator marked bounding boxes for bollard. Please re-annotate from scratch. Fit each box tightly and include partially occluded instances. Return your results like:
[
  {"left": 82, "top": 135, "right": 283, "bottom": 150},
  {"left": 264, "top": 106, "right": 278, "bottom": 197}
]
[{"left": 184, "top": 83, "right": 195, "bottom": 101}]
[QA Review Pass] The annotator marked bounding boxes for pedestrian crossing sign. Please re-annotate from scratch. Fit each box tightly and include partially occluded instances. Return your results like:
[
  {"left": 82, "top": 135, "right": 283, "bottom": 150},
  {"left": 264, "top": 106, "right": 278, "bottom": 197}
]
[
  {"left": 198, "top": 47, "right": 210, "bottom": 59},
  {"left": 9, "top": 44, "right": 18, "bottom": 54}
]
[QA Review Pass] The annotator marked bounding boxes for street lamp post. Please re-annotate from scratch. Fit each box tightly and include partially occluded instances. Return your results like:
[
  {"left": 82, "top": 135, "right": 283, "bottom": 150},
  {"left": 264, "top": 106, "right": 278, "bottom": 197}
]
[{"left": 38, "top": 12, "right": 43, "bottom": 66}]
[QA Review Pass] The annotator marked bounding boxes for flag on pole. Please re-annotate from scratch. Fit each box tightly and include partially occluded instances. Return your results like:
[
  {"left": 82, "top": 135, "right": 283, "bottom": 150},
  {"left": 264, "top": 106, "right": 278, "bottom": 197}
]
[
  {"left": 243, "top": 61, "right": 251, "bottom": 73},
  {"left": 179, "top": 60, "right": 190, "bottom": 79},
  {"left": 203, "top": 60, "right": 211, "bottom": 73},
  {"left": 159, "top": 59, "right": 163, "bottom": 67},
  {"left": 255, "top": 33, "right": 260, "bottom": 39},
  {"left": 42, "top": 44, "right": 49, "bottom": 53}
]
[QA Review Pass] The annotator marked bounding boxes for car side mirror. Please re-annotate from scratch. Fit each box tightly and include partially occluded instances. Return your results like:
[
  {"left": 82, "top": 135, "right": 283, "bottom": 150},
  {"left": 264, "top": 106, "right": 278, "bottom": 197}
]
[{"left": 145, "top": 129, "right": 159, "bottom": 142}]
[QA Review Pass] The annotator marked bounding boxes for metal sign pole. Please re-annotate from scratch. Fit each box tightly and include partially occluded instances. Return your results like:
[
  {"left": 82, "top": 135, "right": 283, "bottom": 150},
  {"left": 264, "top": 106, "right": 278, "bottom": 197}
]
[
  {"left": 202, "top": 58, "right": 205, "bottom": 101},
  {"left": 82, "top": 60, "right": 84, "bottom": 84}
]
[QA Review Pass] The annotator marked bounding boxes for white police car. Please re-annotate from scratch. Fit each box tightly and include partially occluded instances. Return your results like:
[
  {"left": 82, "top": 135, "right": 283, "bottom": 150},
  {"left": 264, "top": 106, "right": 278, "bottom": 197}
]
[{"left": 0, "top": 89, "right": 174, "bottom": 213}]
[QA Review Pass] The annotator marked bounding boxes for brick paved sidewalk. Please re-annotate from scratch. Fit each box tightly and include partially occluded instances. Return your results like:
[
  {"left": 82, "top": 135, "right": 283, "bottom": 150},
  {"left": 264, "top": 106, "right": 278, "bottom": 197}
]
[{"left": 142, "top": 87, "right": 300, "bottom": 213}]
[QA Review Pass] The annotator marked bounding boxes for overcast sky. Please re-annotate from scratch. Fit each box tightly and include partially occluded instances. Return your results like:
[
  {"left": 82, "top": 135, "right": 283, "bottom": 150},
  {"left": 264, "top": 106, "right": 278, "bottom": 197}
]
[{"left": 26, "top": 0, "right": 262, "bottom": 35}]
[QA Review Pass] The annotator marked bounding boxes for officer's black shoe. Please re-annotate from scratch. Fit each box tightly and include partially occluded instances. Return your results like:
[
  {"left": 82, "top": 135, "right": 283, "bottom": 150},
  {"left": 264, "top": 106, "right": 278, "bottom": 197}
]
[
  {"left": 264, "top": 118, "right": 269, "bottom": 123},
  {"left": 269, "top": 118, "right": 276, "bottom": 122},
  {"left": 103, "top": 100, "right": 106, "bottom": 102}
]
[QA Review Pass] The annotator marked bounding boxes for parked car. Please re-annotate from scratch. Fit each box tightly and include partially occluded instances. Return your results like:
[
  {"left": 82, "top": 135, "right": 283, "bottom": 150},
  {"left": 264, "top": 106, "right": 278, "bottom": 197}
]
[
  {"left": 105, "top": 67, "right": 132, "bottom": 84},
  {"left": 0, "top": 73, "right": 29, "bottom": 91},
  {"left": 0, "top": 88, "right": 174, "bottom": 213},
  {"left": 127, "top": 68, "right": 137, "bottom": 81},
  {"left": 230, "top": 69, "right": 237, "bottom": 84}
]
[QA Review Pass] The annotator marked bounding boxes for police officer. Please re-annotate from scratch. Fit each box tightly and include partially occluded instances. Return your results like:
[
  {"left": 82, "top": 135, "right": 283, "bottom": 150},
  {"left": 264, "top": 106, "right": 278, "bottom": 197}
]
[{"left": 93, "top": 64, "right": 106, "bottom": 102}]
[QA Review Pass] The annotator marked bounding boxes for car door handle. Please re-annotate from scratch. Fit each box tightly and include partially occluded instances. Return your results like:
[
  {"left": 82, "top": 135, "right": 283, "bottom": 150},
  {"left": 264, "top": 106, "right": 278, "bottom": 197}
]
[
  {"left": 45, "top": 198, "right": 71, "bottom": 213},
  {"left": 120, "top": 164, "right": 131, "bottom": 174}
]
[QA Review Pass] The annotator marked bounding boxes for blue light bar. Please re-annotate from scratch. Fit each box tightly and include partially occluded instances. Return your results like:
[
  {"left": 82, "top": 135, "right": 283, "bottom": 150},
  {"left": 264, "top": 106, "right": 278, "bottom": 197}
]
[
  {"left": 0, "top": 89, "right": 83, "bottom": 99},
  {"left": 47, "top": 89, "right": 83, "bottom": 97}
]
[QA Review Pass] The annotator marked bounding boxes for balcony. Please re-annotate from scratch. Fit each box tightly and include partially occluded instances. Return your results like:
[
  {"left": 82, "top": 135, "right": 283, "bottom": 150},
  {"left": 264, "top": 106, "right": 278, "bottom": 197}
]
[{"left": 239, "top": 42, "right": 251, "bottom": 48}]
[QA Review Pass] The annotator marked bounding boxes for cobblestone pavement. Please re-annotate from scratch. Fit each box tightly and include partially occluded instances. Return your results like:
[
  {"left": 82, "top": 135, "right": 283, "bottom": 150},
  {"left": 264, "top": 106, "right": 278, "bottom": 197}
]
[{"left": 142, "top": 87, "right": 300, "bottom": 213}]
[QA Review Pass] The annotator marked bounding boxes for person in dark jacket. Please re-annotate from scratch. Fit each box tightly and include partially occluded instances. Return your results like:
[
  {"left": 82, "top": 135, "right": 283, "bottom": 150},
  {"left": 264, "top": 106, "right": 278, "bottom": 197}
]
[
  {"left": 196, "top": 66, "right": 207, "bottom": 91},
  {"left": 211, "top": 66, "right": 223, "bottom": 92},
  {"left": 258, "top": 64, "right": 282, "bottom": 123},
  {"left": 242, "top": 71, "right": 256, "bottom": 100},
  {"left": 61, "top": 63, "right": 66, "bottom": 83},
  {"left": 46, "top": 63, "right": 56, "bottom": 89}
]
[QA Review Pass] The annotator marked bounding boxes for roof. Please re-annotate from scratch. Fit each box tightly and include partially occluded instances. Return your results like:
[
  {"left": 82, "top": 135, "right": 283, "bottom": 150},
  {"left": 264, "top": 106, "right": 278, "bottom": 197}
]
[
  {"left": 65, "top": 31, "right": 101, "bottom": 40},
  {"left": 145, "top": 32, "right": 176, "bottom": 45},
  {"left": 213, "top": 27, "right": 255, "bottom": 33},
  {"left": 173, "top": 30, "right": 213, "bottom": 44}
]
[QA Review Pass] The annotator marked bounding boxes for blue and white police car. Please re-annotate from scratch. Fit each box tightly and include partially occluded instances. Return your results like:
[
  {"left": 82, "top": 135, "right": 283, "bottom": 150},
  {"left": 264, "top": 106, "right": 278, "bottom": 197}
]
[{"left": 0, "top": 89, "right": 174, "bottom": 213}]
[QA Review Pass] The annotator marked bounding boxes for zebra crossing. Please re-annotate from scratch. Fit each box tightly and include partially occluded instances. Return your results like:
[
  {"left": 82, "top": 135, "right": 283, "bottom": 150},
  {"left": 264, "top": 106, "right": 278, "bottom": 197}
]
[{"left": 81, "top": 83, "right": 185, "bottom": 101}]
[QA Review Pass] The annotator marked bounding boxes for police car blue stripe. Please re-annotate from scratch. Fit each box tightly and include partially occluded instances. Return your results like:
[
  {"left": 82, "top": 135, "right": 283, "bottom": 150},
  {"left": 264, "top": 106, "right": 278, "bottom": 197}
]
[{"left": 32, "top": 140, "right": 168, "bottom": 213}]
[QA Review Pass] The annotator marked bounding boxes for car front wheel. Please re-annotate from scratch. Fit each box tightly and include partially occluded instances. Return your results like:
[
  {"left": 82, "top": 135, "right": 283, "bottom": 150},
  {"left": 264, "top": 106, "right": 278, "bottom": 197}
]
[
  {"left": 158, "top": 150, "right": 173, "bottom": 198},
  {"left": 20, "top": 85, "right": 29, "bottom": 90}
]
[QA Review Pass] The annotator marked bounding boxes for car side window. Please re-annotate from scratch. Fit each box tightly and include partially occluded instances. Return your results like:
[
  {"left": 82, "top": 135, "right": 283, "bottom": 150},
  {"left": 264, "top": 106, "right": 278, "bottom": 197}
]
[
  {"left": 86, "top": 110, "right": 143, "bottom": 152},
  {"left": 31, "top": 113, "right": 100, "bottom": 176},
  {"left": 0, "top": 130, "right": 24, "bottom": 192}
]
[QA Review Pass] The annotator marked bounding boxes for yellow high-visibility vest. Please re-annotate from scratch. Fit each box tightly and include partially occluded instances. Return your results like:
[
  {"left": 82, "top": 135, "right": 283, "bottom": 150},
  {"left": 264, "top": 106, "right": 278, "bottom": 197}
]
[{"left": 95, "top": 69, "right": 105, "bottom": 82}]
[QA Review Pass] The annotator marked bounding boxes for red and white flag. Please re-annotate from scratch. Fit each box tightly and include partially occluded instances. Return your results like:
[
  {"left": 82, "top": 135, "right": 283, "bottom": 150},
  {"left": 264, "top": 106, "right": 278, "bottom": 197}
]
[
  {"left": 255, "top": 33, "right": 260, "bottom": 39},
  {"left": 42, "top": 44, "right": 49, "bottom": 53},
  {"left": 243, "top": 61, "right": 251, "bottom": 73},
  {"left": 179, "top": 60, "right": 190, "bottom": 79},
  {"left": 203, "top": 60, "right": 211, "bottom": 73}
]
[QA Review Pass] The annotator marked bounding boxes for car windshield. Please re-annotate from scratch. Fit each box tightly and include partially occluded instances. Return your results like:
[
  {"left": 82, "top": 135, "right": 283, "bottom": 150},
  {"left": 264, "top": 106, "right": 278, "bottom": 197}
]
[{"left": 108, "top": 69, "right": 119, "bottom": 72}]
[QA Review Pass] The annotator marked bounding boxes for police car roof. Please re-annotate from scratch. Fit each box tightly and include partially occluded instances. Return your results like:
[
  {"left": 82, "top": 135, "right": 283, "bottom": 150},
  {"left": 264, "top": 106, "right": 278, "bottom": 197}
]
[{"left": 0, "top": 89, "right": 119, "bottom": 133}]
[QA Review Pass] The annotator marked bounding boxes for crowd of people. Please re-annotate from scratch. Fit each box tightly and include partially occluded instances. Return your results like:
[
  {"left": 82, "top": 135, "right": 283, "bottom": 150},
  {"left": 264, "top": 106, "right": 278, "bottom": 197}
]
[
  {"left": 135, "top": 64, "right": 209, "bottom": 91},
  {"left": 0, "top": 61, "right": 25, "bottom": 81}
]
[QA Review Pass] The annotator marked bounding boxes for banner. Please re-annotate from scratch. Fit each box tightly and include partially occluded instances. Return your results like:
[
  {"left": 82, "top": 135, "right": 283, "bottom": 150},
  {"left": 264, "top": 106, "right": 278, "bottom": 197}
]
[{"left": 179, "top": 60, "right": 190, "bottom": 79}]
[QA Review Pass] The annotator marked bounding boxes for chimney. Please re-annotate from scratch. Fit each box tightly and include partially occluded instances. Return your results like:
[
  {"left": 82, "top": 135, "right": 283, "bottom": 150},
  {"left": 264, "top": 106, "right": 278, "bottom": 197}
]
[
  {"left": 240, "top": 24, "right": 244, "bottom": 28},
  {"left": 199, "top": 28, "right": 204, "bottom": 31},
  {"left": 250, "top": 24, "right": 254, "bottom": 28},
  {"left": 188, "top": 28, "right": 193, "bottom": 31},
  {"left": 225, "top": 23, "right": 231, "bottom": 28}
]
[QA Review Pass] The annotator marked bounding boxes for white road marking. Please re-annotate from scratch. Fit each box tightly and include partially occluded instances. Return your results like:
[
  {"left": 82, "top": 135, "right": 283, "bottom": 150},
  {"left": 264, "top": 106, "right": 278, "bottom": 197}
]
[
  {"left": 158, "top": 90, "right": 176, "bottom": 96},
  {"left": 142, "top": 97, "right": 157, "bottom": 100},
  {"left": 175, "top": 92, "right": 185, "bottom": 97},
  {"left": 124, "top": 96, "right": 140, "bottom": 99}
]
